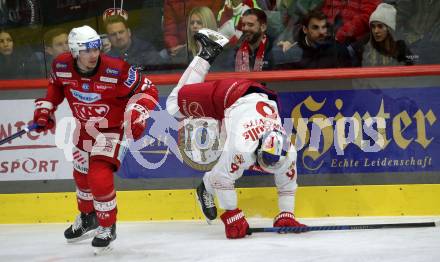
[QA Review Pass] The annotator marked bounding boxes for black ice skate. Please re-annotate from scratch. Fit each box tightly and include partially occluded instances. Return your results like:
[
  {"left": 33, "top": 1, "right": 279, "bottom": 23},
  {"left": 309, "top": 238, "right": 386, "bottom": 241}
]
[
  {"left": 194, "top": 28, "right": 229, "bottom": 64},
  {"left": 92, "top": 224, "right": 117, "bottom": 255},
  {"left": 196, "top": 181, "right": 217, "bottom": 224},
  {"left": 64, "top": 212, "right": 98, "bottom": 243}
]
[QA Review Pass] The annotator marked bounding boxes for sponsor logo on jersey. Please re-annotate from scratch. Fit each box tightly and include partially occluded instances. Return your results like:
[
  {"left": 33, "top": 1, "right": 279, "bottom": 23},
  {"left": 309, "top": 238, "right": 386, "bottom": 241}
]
[
  {"left": 105, "top": 68, "right": 120, "bottom": 76},
  {"left": 230, "top": 154, "right": 245, "bottom": 173},
  {"left": 82, "top": 83, "right": 90, "bottom": 91},
  {"left": 72, "top": 103, "right": 110, "bottom": 121},
  {"left": 70, "top": 89, "right": 101, "bottom": 103},
  {"left": 100, "top": 76, "right": 118, "bottom": 83},
  {"left": 56, "top": 72, "right": 72, "bottom": 78},
  {"left": 124, "top": 66, "right": 138, "bottom": 88},
  {"left": 73, "top": 149, "right": 88, "bottom": 174},
  {"left": 256, "top": 101, "right": 278, "bottom": 120},
  {"left": 55, "top": 62, "right": 68, "bottom": 69},
  {"left": 61, "top": 80, "right": 78, "bottom": 87},
  {"left": 242, "top": 118, "right": 283, "bottom": 141},
  {"left": 285, "top": 161, "right": 296, "bottom": 180},
  {"left": 92, "top": 132, "right": 120, "bottom": 158},
  {"left": 95, "top": 83, "right": 115, "bottom": 91}
]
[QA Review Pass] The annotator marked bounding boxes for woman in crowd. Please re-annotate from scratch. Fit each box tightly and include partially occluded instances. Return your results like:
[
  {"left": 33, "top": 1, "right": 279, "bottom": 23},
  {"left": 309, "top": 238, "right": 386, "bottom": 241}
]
[
  {"left": 0, "top": 28, "right": 43, "bottom": 79},
  {"left": 185, "top": 6, "right": 232, "bottom": 71},
  {"left": 186, "top": 6, "right": 218, "bottom": 59},
  {"left": 360, "top": 3, "right": 415, "bottom": 66}
]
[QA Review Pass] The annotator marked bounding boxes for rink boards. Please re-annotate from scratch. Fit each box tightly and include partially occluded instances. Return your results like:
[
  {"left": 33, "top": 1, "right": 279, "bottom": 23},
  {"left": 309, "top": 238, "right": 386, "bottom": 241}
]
[
  {"left": 1, "top": 71, "right": 440, "bottom": 223},
  {"left": 1, "top": 184, "right": 440, "bottom": 223}
]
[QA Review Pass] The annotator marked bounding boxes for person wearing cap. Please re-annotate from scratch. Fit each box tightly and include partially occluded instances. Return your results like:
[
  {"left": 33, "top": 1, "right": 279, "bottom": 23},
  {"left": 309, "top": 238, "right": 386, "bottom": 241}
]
[{"left": 361, "top": 3, "right": 415, "bottom": 66}]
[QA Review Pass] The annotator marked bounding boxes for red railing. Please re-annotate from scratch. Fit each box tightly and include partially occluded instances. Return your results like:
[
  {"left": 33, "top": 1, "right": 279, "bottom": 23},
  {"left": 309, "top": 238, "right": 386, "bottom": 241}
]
[{"left": 1, "top": 65, "right": 439, "bottom": 90}]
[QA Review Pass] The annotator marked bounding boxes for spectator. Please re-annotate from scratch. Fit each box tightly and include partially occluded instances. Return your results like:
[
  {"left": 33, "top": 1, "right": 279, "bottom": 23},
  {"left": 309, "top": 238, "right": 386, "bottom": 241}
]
[
  {"left": 184, "top": 6, "right": 232, "bottom": 71},
  {"left": 186, "top": 6, "right": 218, "bottom": 58},
  {"left": 0, "top": 28, "right": 43, "bottom": 79},
  {"left": 360, "top": 3, "right": 415, "bottom": 66},
  {"left": 234, "top": 8, "right": 273, "bottom": 72},
  {"left": 0, "top": 29, "right": 13, "bottom": 56},
  {"left": 43, "top": 28, "right": 69, "bottom": 73},
  {"left": 218, "top": 0, "right": 260, "bottom": 46},
  {"left": 273, "top": 10, "right": 351, "bottom": 69},
  {"left": 104, "top": 15, "right": 163, "bottom": 69},
  {"left": 163, "top": 0, "right": 223, "bottom": 58},
  {"left": 272, "top": 0, "right": 324, "bottom": 54},
  {"left": 392, "top": 0, "right": 440, "bottom": 64},
  {"left": 320, "top": 0, "right": 380, "bottom": 44}
]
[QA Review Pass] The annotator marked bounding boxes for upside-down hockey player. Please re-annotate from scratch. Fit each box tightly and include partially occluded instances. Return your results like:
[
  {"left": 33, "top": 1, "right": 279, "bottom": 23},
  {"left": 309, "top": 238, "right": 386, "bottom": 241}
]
[{"left": 166, "top": 28, "right": 305, "bottom": 239}]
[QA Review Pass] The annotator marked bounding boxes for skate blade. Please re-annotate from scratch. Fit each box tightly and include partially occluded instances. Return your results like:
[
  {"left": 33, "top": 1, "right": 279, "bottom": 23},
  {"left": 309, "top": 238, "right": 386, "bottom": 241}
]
[
  {"left": 205, "top": 218, "right": 214, "bottom": 225},
  {"left": 93, "top": 244, "right": 113, "bottom": 256},
  {"left": 66, "top": 229, "right": 97, "bottom": 243}
]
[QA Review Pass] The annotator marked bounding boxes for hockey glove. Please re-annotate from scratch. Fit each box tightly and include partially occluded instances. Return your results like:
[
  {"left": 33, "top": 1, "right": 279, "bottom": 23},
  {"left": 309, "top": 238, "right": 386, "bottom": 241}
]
[
  {"left": 126, "top": 103, "right": 150, "bottom": 140},
  {"left": 220, "top": 208, "right": 249, "bottom": 239},
  {"left": 273, "top": 212, "right": 306, "bottom": 228},
  {"left": 33, "top": 99, "right": 55, "bottom": 133}
]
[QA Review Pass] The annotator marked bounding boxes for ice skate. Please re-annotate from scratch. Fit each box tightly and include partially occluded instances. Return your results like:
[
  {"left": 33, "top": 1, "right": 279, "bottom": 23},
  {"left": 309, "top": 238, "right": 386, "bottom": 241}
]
[
  {"left": 92, "top": 224, "right": 116, "bottom": 255},
  {"left": 194, "top": 28, "right": 229, "bottom": 64},
  {"left": 196, "top": 181, "right": 217, "bottom": 224},
  {"left": 64, "top": 212, "right": 98, "bottom": 243}
]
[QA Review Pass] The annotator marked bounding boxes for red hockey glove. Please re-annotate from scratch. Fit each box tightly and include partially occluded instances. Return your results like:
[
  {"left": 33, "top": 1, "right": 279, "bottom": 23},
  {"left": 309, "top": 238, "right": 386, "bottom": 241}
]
[
  {"left": 273, "top": 212, "right": 306, "bottom": 228},
  {"left": 33, "top": 99, "right": 55, "bottom": 133},
  {"left": 220, "top": 208, "right": 249, "bottom": 239},
  {"left": 126, "top": 103, "right": 150, "bottom": 140}
]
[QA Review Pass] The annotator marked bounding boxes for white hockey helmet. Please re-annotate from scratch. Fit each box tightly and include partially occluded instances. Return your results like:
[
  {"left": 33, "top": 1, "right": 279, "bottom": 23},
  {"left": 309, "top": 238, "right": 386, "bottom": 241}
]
[
  {"left": 68, "top": 25, "right": 102, "bottom": 58},
  {"left": 256, "top": 130, "right": 290, "bottom": 173}
]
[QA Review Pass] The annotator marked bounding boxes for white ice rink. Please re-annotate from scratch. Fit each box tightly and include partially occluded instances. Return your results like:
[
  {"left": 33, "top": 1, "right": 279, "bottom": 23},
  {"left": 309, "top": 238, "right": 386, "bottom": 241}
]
[{"left": 0, "top": 216, "right": 439, "bottom": 262}]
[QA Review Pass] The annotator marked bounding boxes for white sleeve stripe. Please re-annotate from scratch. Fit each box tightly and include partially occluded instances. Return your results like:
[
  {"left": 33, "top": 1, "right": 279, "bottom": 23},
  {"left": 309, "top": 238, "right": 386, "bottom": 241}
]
[{"left": 35, "top": 100, "right": 54, "bottom": 110}]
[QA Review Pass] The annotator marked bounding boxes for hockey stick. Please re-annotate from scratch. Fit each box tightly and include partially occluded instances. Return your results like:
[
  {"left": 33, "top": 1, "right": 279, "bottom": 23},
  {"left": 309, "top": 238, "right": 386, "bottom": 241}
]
[
  {"left": 247, "top": 221, "right": 439, "bottom": 235},
  {"left": 0, "top": 123, "right": 39, "bottom": 146}
]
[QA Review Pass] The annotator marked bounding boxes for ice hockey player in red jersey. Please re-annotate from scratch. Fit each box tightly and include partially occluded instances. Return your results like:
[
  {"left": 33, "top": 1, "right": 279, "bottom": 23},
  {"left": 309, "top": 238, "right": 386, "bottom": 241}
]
[
  {"left": 33, "top": 25, "right": 158, "bottom": 253},
  {"left": 166, "top": 29, "right": 305, "bottom": 239}
]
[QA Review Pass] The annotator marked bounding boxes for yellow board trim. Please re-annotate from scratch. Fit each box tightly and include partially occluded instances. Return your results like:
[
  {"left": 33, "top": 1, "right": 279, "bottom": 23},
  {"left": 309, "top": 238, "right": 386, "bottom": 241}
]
[{"left": 1, "top": 184, "right": 440, "bottom": 224}]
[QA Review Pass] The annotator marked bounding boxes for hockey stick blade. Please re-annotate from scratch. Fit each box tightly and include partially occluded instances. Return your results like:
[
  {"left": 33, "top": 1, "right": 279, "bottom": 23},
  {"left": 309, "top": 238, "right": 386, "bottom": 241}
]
[
  {"left": 247, "top": 221, "right": 439, "bottom": 235},
  {"left": 0, "top": 123, "right": 39, "bottom": 146}
]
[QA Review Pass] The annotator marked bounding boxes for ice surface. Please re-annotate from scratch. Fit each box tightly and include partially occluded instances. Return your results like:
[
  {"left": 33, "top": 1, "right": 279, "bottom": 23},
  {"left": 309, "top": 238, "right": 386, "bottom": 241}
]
[{"left": 0, "top": 216, "right": 439, "bottom": 262}]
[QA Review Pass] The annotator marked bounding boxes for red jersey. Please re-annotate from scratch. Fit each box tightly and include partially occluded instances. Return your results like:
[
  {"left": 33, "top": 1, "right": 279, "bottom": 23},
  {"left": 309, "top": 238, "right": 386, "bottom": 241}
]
[
  {"left": 45, "top": 53, "right": 158, "bottom": 128},
  {"left": 177, "top": 78, "right": 278, "bottom": 120}
]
